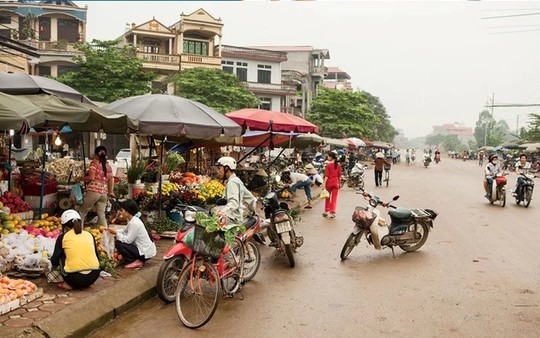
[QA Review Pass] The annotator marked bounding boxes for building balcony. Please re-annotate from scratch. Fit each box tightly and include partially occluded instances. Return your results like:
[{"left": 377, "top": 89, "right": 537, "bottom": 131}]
[
  {"left": 180, "top": 54, "right": 221, "bottom": 68},
  {"left": 244, "top": 82, "right": 297, "bottom": 96},
  {"left": 137, "top": 52, "right": 180, "bottom": 71},
  {"left": 312, "top": 65, "right": 328, "bottom": 78},
  {"left": 23, "top": 40, "right": 80, "bottom": 54}
]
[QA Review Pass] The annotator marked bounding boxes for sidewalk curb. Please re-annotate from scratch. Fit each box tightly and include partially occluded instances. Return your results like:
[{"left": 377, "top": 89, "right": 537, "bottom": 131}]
[{"left": 11, "top": 263, "right": 159, "bottom": 338}]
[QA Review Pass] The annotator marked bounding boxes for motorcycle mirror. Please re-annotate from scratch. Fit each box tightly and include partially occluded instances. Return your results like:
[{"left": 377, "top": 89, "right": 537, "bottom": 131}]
[
  {"left": 392, "top": 195, "right": 400, "bottom": 201},
  {"left": 215, "top": 198, "right": 227, "bottom": 206},
  {"left": 369, "top": 198, "right": 378, "bottom": 208},
  {"left": 275, "top": 175, "right": 281, "bottom": 183}
]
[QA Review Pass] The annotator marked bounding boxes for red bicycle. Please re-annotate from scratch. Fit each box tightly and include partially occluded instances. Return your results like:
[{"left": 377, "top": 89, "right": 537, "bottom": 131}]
[{"left": 175, "top": 225, "right": 245, "bottom": 329}]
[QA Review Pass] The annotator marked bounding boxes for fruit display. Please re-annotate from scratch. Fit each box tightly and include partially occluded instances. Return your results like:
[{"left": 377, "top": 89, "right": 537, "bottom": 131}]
[
  {"left": 25, "top": 213, "right": 63, "bottom": 238},
  {"left": 0, "top": 230, "right": 55, "bottom": 272},
  {"left": 0, "top": 192, "right": 31, "bottom": 214},
  {"left": 0, "top": 276, "right": 38, "bottom": 305},
  {"left": 0, "top": 213, "right": 26, "bottom": 235}
]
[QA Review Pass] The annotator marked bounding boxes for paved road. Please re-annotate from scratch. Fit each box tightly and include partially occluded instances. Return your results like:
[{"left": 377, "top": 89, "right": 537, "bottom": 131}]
[{"left": 89, "top": 158, "right": 540, "bottom": 337}]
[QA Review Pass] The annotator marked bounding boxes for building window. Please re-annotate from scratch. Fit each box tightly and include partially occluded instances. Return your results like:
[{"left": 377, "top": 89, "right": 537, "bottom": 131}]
[
  {"left": 259, "top": 97, "right": 272, "bottom": 111},
  {"left": 0, "top": 16, "right": 11, "bottom": 24},
  {"left": 221, "top": 60, "right": 233, "bottom": 74},
  {"left": 39, "top": 66, "right": 51, "bottom": 77},
  {"left": 143, "top": 42, "right": 160, "bottom": 54},
  {"left": 57, "top": 18, "right": 79, "bottom": 43},
  {"left": 183, "top": 40, "right": 209, "bottom": 56},
  {"left": 57, "top": 65, "right": 79, "bottom": 76},
  {"left": 0, "top": 29, "right": 10, "bottom": 38},
  {"left": 257, "top": 64, "right": 271, "bottom": 84}
]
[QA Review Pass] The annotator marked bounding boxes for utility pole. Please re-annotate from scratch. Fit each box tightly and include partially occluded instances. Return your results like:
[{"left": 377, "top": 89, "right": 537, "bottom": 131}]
[{"left": 485, "top": 93, "right": 495, "bottom": 147}]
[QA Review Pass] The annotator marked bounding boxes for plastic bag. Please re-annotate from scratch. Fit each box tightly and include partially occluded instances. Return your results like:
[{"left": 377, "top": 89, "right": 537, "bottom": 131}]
[
  {"left": 70, "top": 183, "right": 84, "bottom": 205},
  {"left": 101, "top": 230, "right": 116, "bottom": 259},
  {"left": 320, "top": 188, "right": 330, "bottom": 199}
]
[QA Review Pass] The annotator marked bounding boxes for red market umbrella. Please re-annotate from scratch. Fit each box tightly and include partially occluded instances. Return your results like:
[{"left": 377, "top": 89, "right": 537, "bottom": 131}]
[{"left": 226, "top": 108, "right": 319, "bottom": 134}]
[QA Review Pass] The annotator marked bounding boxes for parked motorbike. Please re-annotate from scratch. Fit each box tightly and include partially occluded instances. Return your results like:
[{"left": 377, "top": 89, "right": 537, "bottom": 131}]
[
  {"left": 261, "top": 186, "right": 303, "bottom": 267},
  {"left": 486, "top": 173, "right": 508, "bottom": 207},
  {"left": 347, "top": 163, "right": 367, "bottom": 189},
  {"left": 340, "top": 188, "right": 438, "bottom": 260},
  {"left": 514, "top": 172, "right": 536, "bottom": 208},
  {"left": 156, "top": 202, "right": 263, "bottom": 303}
]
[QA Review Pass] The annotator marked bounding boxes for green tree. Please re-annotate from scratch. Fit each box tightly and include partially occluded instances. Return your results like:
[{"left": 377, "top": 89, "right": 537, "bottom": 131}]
[
  {"left": 307, "top": 87, "right": 396, "bottom": 140},
  {"left": 360, "top": 91, "right": 398, "bottom": 142},
  {"left": 474, "top": 110, "right": 510, "bottom": 147},
  {"left": 519, "top": 113, "right": 540, "bottom": 142},
  {"left": 168, "top": 68, "right": 260, "bottom": 113},
  {"left": 56, "top": 39, "right": 156, "bottom": 102}
]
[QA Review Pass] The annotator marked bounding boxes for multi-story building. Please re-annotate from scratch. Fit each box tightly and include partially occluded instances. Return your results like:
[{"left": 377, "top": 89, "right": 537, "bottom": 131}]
[
  {"left": 0, "top": 1, "right": 87, "bottom": 76},
  {"left": 432, "top": 122, "right": 474, "bottom": 143},
  {"left": 121, "top": 8, "right": 223, "bottom": 81},
  {"left": 324, "top": 66, "right": 352, "bottom": 91},
  {"left": 250, "top": 45, "right": 330, "bottom": 118},
  {"left": 220, "top": 45, "right": 296, "bottom": 112}
]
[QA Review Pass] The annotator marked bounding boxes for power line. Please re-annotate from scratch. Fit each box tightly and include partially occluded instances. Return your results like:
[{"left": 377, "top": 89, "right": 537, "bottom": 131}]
[
  {"left": 485, "top": 104, "right": 540, "bottom": 108},
  {"left": 487, "top": 24, "right": 540, "bottom": 29},
  {"left": 482, "top": 12, "right": 540, "bottom": 19}
]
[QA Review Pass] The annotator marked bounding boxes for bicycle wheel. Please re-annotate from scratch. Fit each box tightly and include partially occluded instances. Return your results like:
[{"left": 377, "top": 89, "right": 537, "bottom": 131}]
[
  {"left": 176, "top": 258, "right": 220, "bottom": 329},
  {"left": 221, "top": 238, "right": 245, "bottom": 295},
  {"left": 242, "top": 240, "right": 261, "bottom": 282},
  {"left": 385, "top": 171, "right": 389, "bottom": 187}
]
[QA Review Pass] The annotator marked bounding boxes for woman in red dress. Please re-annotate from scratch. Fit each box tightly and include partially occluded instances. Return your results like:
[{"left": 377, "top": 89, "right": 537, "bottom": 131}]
[{"left": 323, "top": 151, "right": 342, "bottom": 218}]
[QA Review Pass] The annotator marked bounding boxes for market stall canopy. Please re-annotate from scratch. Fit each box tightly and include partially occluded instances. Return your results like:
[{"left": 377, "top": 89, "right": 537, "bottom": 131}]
[
  {"left": 241, "top": 130, "right": 298, "bottom": 147},
  {"left": 104, "top": 94, "right": 242, "bottom": 140},
  {"left": 520, "top": 143, "right": 540, "bottom": 152},
  {"left": 275, "top": 133, "right": 323, "bottom": 148},
  {"left": 0, "top": 72, "right": 93, "bottom": 104},
  {"left": 499, "top": 141, "right": 525, "bottom": 150},
  {"left": 322, "top": 137, "right": 348, "bottom": 148},
  {"left": 0, "top": 92, "right": 138, "bottom": 134},
  {"left": 226, "top": 108, "right": 319, "bottom": 133},
  {"left": 370, "top": 141, "right": 393, "bottom": 149},
  {"left": 347, "top": 137, "right": 366, "bottom": 147}
]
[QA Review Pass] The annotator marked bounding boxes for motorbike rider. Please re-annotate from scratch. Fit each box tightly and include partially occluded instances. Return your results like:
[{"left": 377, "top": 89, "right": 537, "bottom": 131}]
[
  {"left": 215, "top": 156, "right": 256, "bottom": 225},
  {"left": 512, "top": 153, "right": 532, "bottom": 197},
  {"left": 434, "top": 149, "right": 441, "bottom": 162},
  {"left": 484, "top": 154, "right": 502, "bottom": 199}
]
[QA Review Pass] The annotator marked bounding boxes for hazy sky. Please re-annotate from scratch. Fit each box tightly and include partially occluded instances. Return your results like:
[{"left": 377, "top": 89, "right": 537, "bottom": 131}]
[{"left": 80, "top": 1, "right": 540, "bottom": 138}]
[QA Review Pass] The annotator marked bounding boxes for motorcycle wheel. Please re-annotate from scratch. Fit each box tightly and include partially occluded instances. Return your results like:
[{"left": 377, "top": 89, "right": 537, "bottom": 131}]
[
  {"left": 242, "top": 240, "right": 261, "bottom": 282},
  {"left": 284, "top": 244, "right": 295, "bottom": 268},
  {"left": 359, "top": 179, "right": 365, "bottom": 190},
  {"left": 524, "top": 187, "right": 532, "bottom": 208},
  {"left": 500, "top": 189, "right": 506, "bottom": 207},
  {"left": 157, "top": 256, "right": 186, "bottom": 303},
  {"left": 347, "top": 177, "right": 355, "bottom": 188},
  {"left": 400, "top": 221, "right": 430, "bottom": 252},
  {"left": 175, "top": 258, "right": 219, "bottom": 328},
  {"left": 340, "top": 233, "right": 360, "bottom": 260}
]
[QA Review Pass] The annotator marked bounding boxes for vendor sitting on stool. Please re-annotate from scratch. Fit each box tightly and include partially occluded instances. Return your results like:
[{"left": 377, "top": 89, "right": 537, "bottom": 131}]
[
  {"left": 106, "top": 200, "right": 156, "bottom": 269},
  {"left": 248, "top": 169, "right": 269, "bottom": 196}
]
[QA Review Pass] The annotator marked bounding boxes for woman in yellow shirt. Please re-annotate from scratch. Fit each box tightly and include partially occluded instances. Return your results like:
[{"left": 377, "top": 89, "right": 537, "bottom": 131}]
[{"left": 50, "top": 210, "right": 100, "bottom": 290}]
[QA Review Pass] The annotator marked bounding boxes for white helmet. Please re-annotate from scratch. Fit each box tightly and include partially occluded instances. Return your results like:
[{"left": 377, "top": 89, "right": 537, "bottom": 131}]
[
  {"left": 61, "top": 209, "right": 81, "bottom": 225},
  {"left": 216, "top": 156, "right": 237, "bottom": 170}
]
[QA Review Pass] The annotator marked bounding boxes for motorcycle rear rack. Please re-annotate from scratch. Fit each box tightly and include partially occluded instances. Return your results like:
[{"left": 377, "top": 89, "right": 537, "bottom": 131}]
[{"left": 410, "top": 208, "right": 437, "bottom": 219}]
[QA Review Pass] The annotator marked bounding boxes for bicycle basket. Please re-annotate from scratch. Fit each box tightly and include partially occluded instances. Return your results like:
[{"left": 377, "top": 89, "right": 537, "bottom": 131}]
[
  {"left": 352, "top": 206, "right": 375, "bottom": 228},
  {"left": 384, "top": 164, "right": 391, "bottom": 171},
  {"left": 191, "top": 225, "right": 226, "bottom": 259}
]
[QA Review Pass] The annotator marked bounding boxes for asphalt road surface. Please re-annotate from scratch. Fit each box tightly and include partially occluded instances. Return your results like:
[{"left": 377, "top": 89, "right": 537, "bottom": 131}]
[{"left": 89, "top": 158, "right": 540, "bottom": 338}]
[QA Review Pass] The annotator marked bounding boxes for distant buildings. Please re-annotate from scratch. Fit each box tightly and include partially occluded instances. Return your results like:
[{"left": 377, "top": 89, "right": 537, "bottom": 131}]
[
  {"left": 221, "top": 45, "right": 296, "bottom": 112},
  {"left": 432, "top": 122, "right": 474, "bottom": 142},
  {"left": 323, "top": 66, "right": 352, "bottom": 91},
  {"left": 0, "top": 1, "right": 87, "bottom": 76}
]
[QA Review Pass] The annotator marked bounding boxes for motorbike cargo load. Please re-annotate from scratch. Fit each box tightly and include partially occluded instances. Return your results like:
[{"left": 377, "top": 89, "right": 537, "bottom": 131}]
[
  {"left": 496, "top": 176, "right": 507, "bottom": 185},
  {"left": 352, "top": 206, "right": 375, "bottom": 228}
]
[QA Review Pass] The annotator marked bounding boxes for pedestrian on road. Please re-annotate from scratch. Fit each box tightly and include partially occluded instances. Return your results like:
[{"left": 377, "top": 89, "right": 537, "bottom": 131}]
[
  {"left": 106, "top": 200, "right": 156, "bottom": 269},
  {"left": 323, "top": 151, "right": 342, "bottom": 218},
  {"left": 50, "top": 210, "right": 100, "bottom": 290},
  {"left": 77, "top": 146, "right": 114, "bottom": 227},
  {"left": 373, "top": 152, "right": 391, "bottom": 187}
]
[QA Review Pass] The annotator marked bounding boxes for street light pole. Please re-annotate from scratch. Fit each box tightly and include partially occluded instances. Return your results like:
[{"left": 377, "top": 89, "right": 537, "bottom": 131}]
[{"left": 484, "top": 93, "right": 495, "bottom": 147}]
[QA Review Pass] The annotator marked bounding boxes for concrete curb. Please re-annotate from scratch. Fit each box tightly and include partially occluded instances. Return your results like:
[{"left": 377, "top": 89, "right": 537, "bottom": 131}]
[{"left": 10, "top": 262, "right": 159, "bottom": 338}]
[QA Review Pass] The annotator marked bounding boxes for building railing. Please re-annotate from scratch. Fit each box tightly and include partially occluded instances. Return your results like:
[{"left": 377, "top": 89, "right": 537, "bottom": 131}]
[
  {"left": 180, "top": 54, "right": 221, "bottom": 66},
  {"left": 312, "top": 65, "right": 327, "bottom": 77},
  {"left": 137, "top": 52, "right": 179, "bottom": 64},
  {"left": 222, "top": 46, "right": 287, "bottom": 60},
  {"left": 245, "top": 82, "right": 296, "bottom": 94},
  {"left": 23, "top": 40, "right": 80, "bottom": 53}
]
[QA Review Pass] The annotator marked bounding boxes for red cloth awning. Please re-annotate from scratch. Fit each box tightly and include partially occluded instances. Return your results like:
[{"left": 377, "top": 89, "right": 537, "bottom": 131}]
[{"left": 226, "top": 108, "right": 319, "bottom": 134}]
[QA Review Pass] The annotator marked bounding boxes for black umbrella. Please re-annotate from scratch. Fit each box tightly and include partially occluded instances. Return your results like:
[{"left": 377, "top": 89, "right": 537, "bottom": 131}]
[
  {"left": 104, "top": 94, "right": 242, "bottom": 139},
  {"left": 0, "top": 72, "right": 93, "bottom": 104}
]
